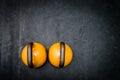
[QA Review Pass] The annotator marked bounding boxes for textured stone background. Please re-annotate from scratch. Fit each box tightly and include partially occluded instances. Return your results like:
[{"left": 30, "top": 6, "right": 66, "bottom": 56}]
[{"left": 0, "top": 0, "right": 120, "bottom": 80}]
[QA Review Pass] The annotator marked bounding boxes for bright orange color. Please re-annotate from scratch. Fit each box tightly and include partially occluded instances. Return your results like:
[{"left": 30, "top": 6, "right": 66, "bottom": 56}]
[
  {"left": 21, "top": 42, "right": 47, "bottom": 68},
  {"left": 49, "top": 42, "right": 73, "bottom": 68}
]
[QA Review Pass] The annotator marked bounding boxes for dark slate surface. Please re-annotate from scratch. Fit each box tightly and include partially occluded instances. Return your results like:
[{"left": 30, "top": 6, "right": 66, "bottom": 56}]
[{"left": 0, "top": 0, "right": 120, "bottom": 80}]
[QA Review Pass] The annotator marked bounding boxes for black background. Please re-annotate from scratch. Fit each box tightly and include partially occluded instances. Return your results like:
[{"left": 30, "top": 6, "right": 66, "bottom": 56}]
[{"left": 0, "top": 0, "right": 120, "bottom": 80}]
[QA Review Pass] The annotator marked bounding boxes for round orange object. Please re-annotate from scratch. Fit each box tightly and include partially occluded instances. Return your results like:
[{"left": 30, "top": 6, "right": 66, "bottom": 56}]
[
  {"left": 21, "top": 42, "right": 47, "bottom": 68},
  {"left": 48, "top": 42, "right": 73, "bottom": 68}
]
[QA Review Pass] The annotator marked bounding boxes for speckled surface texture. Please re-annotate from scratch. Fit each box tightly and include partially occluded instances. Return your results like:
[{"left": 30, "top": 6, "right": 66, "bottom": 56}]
[{"left": 0, "top": 0, "right": 120, "bottom": 80}]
